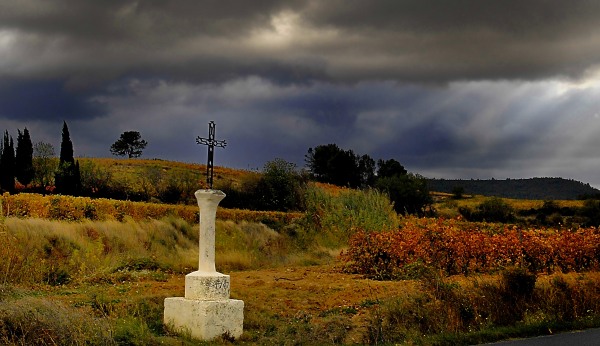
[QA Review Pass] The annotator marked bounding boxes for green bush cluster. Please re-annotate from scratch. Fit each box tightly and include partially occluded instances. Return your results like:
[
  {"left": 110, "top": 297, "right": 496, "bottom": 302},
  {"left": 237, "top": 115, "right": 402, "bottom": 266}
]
[
  {"left": 459, "top": 197, "right": 516, "bottom": 223},
  {"left": 219, "top": 158, "right": 307, "bottom": 212},
  {"left": 301, "top": 185, "right": 399, "bottom": 247},
  {"left": 461, "top": 197, "right": 600, "bottom": 228}
]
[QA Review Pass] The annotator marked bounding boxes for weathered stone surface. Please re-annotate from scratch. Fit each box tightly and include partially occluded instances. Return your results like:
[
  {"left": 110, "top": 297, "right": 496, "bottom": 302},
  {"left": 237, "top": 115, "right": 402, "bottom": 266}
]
[
  {"left": 185, "top": 271, "right": 230, "bottom": 300},
  {"left": 163, "top": 189, "right": 244, "bottom": 341},
  {"left": 195, "top": 189, "right": 225, "bottom": 273},
  {"left": 164, "top": 298, "right": 244, "bottom": 340}
]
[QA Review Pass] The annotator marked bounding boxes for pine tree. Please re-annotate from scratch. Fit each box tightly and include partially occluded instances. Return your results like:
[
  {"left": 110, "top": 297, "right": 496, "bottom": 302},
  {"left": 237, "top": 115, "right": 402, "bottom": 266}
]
[
  {"left": 15, "top": 128, "right": 34, "bottom": 186},
  {"left": 0, "top": 131, "right": 16, "bottom": 193},
  {"left": 110, "top": 131, "right": 148, "bottom": 158},
  {"left": 55, "top": 121, "right": 81, "bottom": 195}
]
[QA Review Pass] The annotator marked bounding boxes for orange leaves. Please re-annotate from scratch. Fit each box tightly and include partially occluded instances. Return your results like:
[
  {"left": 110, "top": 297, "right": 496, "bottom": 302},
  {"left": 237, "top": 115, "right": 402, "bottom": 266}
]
[
  {"left": 0, "top": 193, "right": 302, "bottom": 225},
  {"left": 341, "top": 217, "right": 600, "bottom": 278}
]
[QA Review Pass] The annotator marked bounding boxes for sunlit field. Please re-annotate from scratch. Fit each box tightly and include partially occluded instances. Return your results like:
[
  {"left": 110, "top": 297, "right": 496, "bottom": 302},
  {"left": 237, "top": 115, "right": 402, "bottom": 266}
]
[{"left": 2, "top": 178, "right": 600, "bottom": 344}]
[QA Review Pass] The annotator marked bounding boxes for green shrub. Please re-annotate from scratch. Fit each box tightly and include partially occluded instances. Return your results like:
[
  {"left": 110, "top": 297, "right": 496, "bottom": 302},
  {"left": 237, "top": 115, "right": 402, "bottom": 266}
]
[
  {"left": 375, "top": 173, "right": 433, "bottom": 215},
  {"left": 460, "top": 197, "right": 516, "bottom": 223},
  {"left": 220, "top": 159, "right": 306, "bottom": 212},
  {"left": 302, "top": 185, "right": 399, "bottom": 246}
]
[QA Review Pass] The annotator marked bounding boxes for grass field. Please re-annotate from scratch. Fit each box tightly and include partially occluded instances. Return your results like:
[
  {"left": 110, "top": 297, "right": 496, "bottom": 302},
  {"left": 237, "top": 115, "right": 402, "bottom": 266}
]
[{"left": 2, "top": 160, "right": 600, "bottom": 344}]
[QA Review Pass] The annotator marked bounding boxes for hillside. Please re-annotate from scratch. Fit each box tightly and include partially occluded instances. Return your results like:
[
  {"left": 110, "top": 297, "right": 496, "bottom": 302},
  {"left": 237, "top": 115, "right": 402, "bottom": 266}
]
[
  {"left": 81, "top": 157, "right": 254, "bottom": 188},
  {"left": 79, "top": 159, "right": 600, "bottom": 201},
  {"left": 73, "top": 157, "right": 258, "bottom": 204},
  {"left": 427, "top": 177, "right": 600, "bottom": 200}
]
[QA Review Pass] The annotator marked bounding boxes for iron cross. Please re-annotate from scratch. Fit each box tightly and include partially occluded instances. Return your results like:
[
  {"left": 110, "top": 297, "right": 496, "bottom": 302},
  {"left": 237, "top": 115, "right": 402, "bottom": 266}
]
[{"left": 196, "top": 121, "right": 227, "bottom": 189}]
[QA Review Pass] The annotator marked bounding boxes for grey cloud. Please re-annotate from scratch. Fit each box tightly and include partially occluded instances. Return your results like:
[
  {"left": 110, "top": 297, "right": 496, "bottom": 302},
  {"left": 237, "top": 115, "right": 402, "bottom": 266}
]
[
  {"left": 3, "top": 0, "right": 600, "bottom": 87},
  {"left": 3, "top": 75, "right": 600, "bottom": 186},
  {"left": 301, "top": 0, "right": 600, "bottom": 82},
  {"left": 0, "top": 0, "right": 300, "bottom": 40},
  {"left": 3, "top": 1, "right": 600, "bottom": 188}
]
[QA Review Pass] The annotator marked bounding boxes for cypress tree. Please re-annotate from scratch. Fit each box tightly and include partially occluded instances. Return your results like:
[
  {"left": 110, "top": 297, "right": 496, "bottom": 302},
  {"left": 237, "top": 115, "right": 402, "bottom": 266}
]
[
  {"left": 0, "top": 131, "right": 15, "bottom": 193},
  {"left": 55, "top": 121, "right": 81, "bottom": 195},
  {"left": 59, "top": 121, "right": 74, "bottom": 165},
  {"left": 15, "top": 128, "right": 34, "bottom": 186}
]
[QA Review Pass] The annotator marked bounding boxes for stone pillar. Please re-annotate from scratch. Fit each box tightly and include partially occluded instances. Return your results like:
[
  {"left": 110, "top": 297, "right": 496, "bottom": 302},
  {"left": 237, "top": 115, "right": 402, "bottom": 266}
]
[
  {"left": 196, "top": 189, "right": 222, "bottom": 273},
  {"left": 164, "top": 190, "right": 244, "bottom": 341}
]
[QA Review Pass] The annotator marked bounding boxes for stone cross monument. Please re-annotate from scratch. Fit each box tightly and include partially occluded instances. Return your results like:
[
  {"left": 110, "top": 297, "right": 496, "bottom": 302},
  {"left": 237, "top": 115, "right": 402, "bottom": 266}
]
[{"left": 164, "top": 123, "right": 244, "bottom": 341}]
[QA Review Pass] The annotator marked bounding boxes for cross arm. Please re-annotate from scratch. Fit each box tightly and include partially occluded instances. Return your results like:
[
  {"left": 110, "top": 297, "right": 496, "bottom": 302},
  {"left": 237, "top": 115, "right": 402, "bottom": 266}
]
[{"left": 196, "top": 137, "right": 227, "bottom": 148}]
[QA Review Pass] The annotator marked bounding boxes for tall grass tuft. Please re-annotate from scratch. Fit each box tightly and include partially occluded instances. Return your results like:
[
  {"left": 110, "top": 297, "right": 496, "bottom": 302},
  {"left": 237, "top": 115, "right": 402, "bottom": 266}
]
[
  {"left": 0, "top": 295, "right": 114, "bottom": 345},
  {"left": 0, "top": 217, "right": 199, "bottom": 285},
  {"left": 0, "top": 215, "right": 331, "bottom": 286},
  {"left": 364, "top": 271, "right": 600, "bottom": 345},
  {"left": 302, "top": 184, "right": 399, "bottom": 247},
  {"left": 215, "top": 220, "right": 325, "bottom": 271}
]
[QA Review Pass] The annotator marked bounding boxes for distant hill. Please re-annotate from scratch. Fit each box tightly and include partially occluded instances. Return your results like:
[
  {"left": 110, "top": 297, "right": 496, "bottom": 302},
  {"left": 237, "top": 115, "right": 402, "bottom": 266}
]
[{"left": 427, "top": 177, "right": 600, "bottom": 200}]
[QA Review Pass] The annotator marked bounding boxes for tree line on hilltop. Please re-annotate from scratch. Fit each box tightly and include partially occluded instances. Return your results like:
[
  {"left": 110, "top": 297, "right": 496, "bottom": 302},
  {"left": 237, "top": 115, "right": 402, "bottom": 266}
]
[
  {"left": 0, "top": 122, "right": 81, "bottom": 195},
  {"left": 0, "top": 121, "right": 219, "bottom": 205},
  {"left": 428, "top": 178, "right": 600, "bottom": 200},
  {"left": 0, "top": 123, "right": 148, "bottom": 197},
  {"left": 305, "top": 143, "right": 431, "bottom": 214},
  {"left": 220, "top": 143, "right": 432, "bottom": 215},
  {"left": 1, "top": 123, "right": 433, "bottom": 215},
  {"left": 5, "top": 122, "right": 599, "bottom": 225}
]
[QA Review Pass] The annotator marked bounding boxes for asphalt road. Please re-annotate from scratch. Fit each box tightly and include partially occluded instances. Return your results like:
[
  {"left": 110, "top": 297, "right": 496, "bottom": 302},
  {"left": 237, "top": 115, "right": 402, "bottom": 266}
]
[{"left": 484, "top": 328, "right": 600, "bottom": 345}]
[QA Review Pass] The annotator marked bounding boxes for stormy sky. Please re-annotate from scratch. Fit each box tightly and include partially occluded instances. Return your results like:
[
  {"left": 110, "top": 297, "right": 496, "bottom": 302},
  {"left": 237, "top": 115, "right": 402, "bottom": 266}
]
[{"left": 2, "top": 1, "right": 600, "bottom": 187}]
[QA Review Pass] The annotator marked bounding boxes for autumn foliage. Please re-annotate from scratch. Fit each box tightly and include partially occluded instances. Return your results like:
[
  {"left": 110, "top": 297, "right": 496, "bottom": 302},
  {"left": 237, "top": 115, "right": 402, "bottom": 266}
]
[
  {"left": 341, "top": 217, "right": 600, "bottom": 278},
  {"left": 0, "top": 192, "right": 301, "bottom": 225}
]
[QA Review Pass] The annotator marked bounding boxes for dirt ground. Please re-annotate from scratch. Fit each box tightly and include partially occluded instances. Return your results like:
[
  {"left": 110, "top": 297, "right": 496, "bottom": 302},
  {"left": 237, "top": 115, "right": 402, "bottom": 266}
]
[
  {"left": 40, "top": 265, "right": 421, "bottom": 344},
  {"left": 150, "top": 265, "right": 419, "bottom": 317},
  {"left": 231, "top": 266, "right": 418, "bottom": 316},
  {"left": 144, "top": 265, "right": 420, "bottom": 343}
]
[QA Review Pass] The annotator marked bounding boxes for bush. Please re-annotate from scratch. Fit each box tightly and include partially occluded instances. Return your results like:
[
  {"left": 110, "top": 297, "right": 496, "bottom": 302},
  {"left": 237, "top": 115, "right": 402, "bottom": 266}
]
[
  {"left": 460, "top": 197, "right": 516, "bottom": 223},
  {"left": 501, "top": 267, "right": 536, "bottom": 299},
  {"left": 254, "top": 159, "right": 306, "bottom": 211},
  {"left": 220, "top": 159, "right": 306, "bottom": 212},
  {"left": 375, "top": 173, "right": 432, "bottom": 215},
  {"left": 302, "top": 184, "right": 399, "bottom": 247},
  {"left": 341, "top": 217, "right": 600, "bottom": 277},
  {"left": 580, "top": 199, "right": 600, "bottom": 226},
  {"left": 476, "top": 267, "right": 537, "bottom": 326}
]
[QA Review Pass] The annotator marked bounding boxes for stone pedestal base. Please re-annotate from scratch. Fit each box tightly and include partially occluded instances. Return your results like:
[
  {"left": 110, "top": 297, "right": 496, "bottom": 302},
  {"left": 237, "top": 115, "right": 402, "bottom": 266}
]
[
  {"left": 185, "top": 271, "right": 230, "bottom": 300},
  {"left": 164, "top": 271, "right": 244, "bottom": 340},
  {"left": 164, "top": 298, "right": 244, "bottom": 340},
  {"left": 164, "top": 190, "right": 244, "bottom": 341}
]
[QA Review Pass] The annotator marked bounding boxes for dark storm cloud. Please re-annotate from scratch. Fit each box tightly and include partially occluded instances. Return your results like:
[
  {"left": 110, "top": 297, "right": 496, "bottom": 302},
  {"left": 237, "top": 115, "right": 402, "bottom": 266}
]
[
  {"left": 3, "top": 0, "right": 600, "bottom": 86},
  {"left": 2, "top": 1, "right": 600, "bottom": 187},
  {"left": 0, "top": 0, "right": 311, "bottom": 86},
  {"left": 0, "top": 0, "right": 299, "bottom": 39},
  {"left": 0, "top": 79, "right": 106, "bottom": 120}
]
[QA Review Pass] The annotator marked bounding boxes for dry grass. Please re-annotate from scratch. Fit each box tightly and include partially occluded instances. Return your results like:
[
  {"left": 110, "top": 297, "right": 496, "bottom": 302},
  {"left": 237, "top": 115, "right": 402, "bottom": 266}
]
[
  {"left": 0, "top": 192, "right": 302, "bottom": 225},
  {"left": 0, "top": 215, "right": 330, "bottom": 286},
  {"left": 0, "top": 292, "right": 114, "bottom": 345},
  {"left": 79, "top": 157, "right": 256, "bottom": 191},
  {"left": 3, "top": 179, "right": 600, "bottom": 344},
  {"left": 3, "top": 213, "right": 600, "bottom": 344},
  {"left": 439, "top": 195, "right": 584, "bottom": 211}
]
